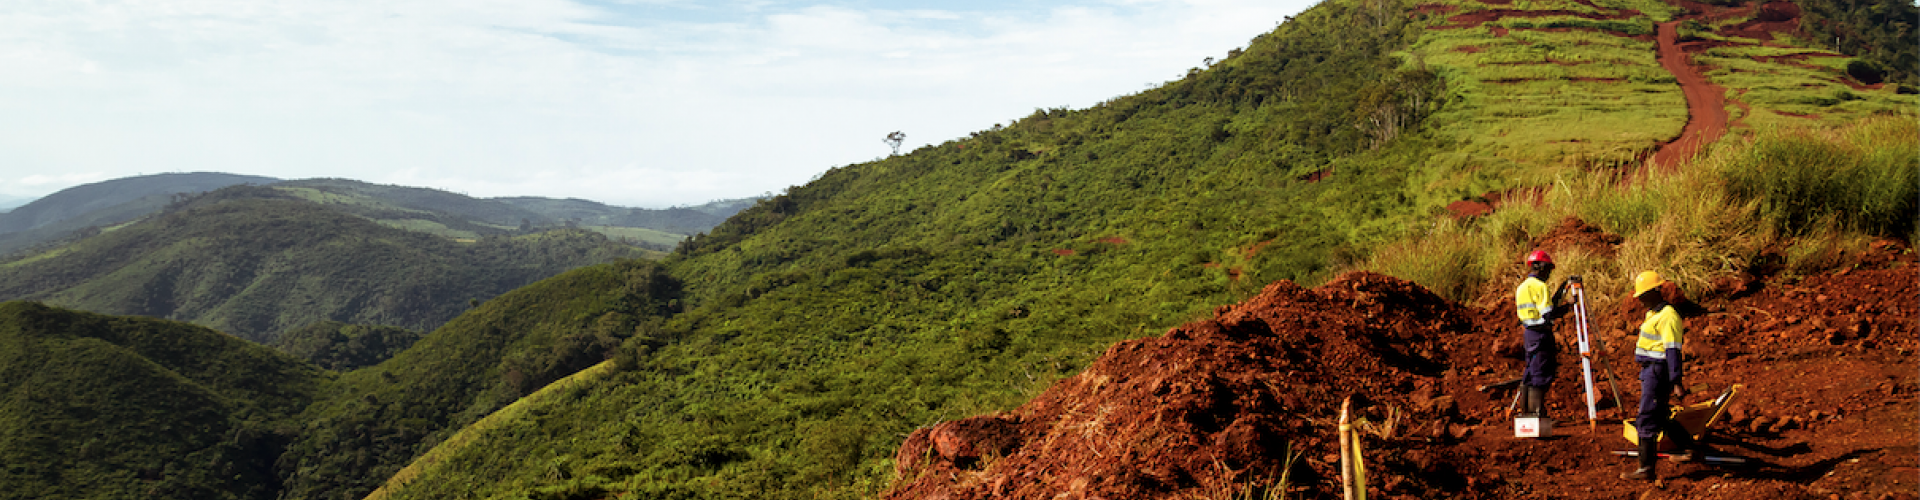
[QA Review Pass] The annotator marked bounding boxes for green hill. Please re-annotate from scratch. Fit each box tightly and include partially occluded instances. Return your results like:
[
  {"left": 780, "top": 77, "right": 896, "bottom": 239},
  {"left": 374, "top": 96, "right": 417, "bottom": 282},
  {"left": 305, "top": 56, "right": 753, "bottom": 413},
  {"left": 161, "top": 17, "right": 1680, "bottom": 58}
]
[
  {"left": 270, "top": 321, "right": 425, "bottom": 372},
  {"left": 0, "top": 176, "right": 737, "bottom": 259},
  {"left": 360, "top": 0, "right": 1915, "bottom": 499},
  {"left": 274, "top": 259, "right": 681, "bottom": 500},
  {"left": 273, "top": 179, "right": 743, "bottom": 249},
  {"left": 0, "top": 172, "right": 280, "bottom": 256},
  {"left": 0, "top": 187, "right": 655, "bottom": 343},
  {"left": 493, "top": 196, "right": 744, "bottom": 236},
  {"left": 0, "top": 301, "right": 324, "bottom": 500}
]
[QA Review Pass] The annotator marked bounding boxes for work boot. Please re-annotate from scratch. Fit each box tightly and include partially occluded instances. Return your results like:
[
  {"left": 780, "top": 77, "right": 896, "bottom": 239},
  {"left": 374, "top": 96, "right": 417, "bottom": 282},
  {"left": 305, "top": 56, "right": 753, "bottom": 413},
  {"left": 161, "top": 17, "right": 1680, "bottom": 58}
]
[
  {"left": 1621, "top": 441, "right": 1657, "bottom": 481},
  {"left": 1524, "top": 386, "right": 1544, "bottom": 418}
]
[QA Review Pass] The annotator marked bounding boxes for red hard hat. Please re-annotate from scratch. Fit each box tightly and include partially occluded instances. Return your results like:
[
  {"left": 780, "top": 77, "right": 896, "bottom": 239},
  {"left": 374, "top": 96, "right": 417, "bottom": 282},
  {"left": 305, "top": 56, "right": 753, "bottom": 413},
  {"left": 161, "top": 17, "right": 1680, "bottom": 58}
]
[{"left": 1525, "top": 250, "right": 1553, "bottom": 265}]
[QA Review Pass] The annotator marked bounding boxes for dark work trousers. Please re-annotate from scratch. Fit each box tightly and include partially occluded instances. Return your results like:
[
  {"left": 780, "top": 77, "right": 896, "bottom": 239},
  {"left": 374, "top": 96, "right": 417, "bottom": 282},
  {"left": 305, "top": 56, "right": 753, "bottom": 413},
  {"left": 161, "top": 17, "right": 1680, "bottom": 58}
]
[
  {"left": 1522, "top": 326, "right": 1558, "bottom": 388},
  {"left": 1636, "top": 361, "right": 1697, "bottom": 447}
]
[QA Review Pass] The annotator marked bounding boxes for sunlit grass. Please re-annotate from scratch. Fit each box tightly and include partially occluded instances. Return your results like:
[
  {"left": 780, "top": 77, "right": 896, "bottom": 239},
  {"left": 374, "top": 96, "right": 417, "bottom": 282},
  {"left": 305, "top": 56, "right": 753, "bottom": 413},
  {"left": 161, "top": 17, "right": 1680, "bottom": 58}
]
[
  {"left": 1362, "top": 115, "right": 1916, "bottom": 304},
  {"left": 368, "top": 361, "right": 620, "bottom": 500}
]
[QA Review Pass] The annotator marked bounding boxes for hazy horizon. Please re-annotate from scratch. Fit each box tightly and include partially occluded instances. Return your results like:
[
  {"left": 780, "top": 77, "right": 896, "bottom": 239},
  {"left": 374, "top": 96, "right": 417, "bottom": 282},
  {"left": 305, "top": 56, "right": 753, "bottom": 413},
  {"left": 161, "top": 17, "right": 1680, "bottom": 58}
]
[{"left": 1, "top": 0, "right": 1316, "bottom": 208}]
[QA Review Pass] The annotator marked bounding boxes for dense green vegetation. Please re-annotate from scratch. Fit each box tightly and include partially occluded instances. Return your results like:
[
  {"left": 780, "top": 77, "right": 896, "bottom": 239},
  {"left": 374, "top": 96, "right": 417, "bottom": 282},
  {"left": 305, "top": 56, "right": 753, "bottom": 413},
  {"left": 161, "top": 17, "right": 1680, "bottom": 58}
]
[
  {"left": 275, "top": 259, "right": 681, "bottom": 500},
  {"left": 0, "top": 187, "right": 651, "bottom": 343},
  {"left": 494, "top": 196, "right": 749, "bottom": 236},
  {"left": 1798, "top": 0, "right": 1920, "bottom": 87},
  {"left": 271, "top": 321, "right": 425, "bottom": 371},
  {"left": 0, "top": 302, "right": 324, "bottom": 500}
]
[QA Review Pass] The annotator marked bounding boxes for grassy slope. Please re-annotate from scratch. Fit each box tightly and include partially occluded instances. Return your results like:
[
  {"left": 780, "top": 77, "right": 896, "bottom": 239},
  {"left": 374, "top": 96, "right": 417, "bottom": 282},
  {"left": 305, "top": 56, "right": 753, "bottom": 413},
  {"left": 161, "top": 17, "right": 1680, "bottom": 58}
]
[
  {"left": 0, "top": 302, "right": 324, "bottom": 500},
  {"left": 374, "top": 1, "right": 1451, "bottom": 498},
  {"left": 275, "top": 259, "right": 682, "bottom": 500},
  {"left": 367, "top": 0, "right": 1916, "bottom": 499},
  {"left": 270, "top": 180, "right": 555, "bottom": 240},
  {"left": 0, "top": 187, "right": 652, "bottom": 343}
]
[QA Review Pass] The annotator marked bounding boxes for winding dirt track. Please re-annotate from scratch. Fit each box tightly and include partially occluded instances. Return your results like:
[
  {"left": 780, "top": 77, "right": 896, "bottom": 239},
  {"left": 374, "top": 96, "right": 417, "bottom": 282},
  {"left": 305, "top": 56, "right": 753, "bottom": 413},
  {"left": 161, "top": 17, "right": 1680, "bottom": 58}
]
[{"left": 1647, "top": 21, "right": 1732, "bottom": 171}]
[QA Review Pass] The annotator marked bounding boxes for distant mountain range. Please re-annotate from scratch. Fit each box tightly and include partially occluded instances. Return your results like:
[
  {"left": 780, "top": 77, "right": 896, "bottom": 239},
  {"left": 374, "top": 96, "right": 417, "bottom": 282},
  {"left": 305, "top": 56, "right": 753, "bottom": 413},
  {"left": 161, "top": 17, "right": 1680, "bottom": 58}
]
[
  {"left": 0, "top": 173, "right": 760, "bottom": 256},
  {"left": 0, "top": 186, "right": 656, "bottom": 343},
  {"left": 0, "top": 173, "right": 280, "bottom": 256}
]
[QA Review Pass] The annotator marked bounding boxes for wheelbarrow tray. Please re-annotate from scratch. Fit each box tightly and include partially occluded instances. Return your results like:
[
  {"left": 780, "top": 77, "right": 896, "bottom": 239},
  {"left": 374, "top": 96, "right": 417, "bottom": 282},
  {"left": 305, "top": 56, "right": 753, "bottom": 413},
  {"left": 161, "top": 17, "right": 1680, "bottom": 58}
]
[{"left": 1622, "top": 384, "right": 1742, "bottom": 450}]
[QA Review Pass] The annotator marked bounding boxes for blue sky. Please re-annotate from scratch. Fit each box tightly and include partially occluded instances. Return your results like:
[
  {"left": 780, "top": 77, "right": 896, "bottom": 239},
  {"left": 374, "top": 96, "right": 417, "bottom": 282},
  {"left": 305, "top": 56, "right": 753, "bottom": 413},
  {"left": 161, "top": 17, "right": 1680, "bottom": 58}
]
[{"left": 0, "top": 0, "right": 1318, "bottom": 208}]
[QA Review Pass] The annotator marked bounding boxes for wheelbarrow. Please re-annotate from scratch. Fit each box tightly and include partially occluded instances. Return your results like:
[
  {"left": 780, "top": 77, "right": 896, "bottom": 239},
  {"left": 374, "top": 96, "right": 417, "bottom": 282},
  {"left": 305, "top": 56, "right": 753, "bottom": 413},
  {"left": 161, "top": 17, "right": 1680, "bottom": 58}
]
[{"left": 1614, "top": 384, "right": 1749, "bottom": 464}]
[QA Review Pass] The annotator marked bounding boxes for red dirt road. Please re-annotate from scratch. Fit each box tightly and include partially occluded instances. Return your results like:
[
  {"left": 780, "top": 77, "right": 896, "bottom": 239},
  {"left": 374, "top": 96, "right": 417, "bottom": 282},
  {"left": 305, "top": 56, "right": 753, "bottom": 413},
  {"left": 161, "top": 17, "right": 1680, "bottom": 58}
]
[{"left": 1647, "top": 21, "right": 1731, "bottom": 171}]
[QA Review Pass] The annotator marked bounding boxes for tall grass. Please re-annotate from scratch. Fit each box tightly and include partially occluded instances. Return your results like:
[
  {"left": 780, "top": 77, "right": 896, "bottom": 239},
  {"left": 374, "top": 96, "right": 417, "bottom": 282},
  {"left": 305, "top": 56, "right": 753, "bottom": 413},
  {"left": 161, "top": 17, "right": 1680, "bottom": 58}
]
[
  {"left": 1716, "top": 117, "right": 1919, "bottom": 237},
  {"left": 1361, "top": 115, "right": 1914, "bottom": 304},
  {"left": 1362, "top": 218, "right": 1515, "bottom": 304}
]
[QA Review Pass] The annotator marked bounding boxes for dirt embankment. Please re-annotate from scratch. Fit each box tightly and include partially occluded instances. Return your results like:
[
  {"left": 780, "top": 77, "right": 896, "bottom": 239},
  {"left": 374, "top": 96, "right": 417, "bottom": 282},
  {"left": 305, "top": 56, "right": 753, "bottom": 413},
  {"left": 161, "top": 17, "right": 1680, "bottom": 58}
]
[{"left": 889, "top": 220, "right": 1918, "bottom": 499}]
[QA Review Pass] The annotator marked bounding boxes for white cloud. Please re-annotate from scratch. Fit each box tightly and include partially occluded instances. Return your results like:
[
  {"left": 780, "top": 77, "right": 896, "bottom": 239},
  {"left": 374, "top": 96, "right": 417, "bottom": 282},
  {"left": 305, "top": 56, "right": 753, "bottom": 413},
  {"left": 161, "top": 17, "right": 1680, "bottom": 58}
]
[{"left": 0, "top": 0, "right": 1314, "bottom": 208}]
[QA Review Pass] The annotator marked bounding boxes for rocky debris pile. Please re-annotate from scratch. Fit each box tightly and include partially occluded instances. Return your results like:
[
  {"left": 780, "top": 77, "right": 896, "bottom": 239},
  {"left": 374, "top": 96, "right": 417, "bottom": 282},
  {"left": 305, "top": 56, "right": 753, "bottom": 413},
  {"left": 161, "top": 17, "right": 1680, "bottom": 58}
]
[{"left": 888, "top": 272, "right": 1484, "bottom": 500}]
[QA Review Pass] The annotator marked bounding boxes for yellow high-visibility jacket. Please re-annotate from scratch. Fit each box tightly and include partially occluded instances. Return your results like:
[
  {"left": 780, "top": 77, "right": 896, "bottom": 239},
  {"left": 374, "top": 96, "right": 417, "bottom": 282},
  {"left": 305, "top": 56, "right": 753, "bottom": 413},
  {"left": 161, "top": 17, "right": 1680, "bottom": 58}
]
[
  {"left": 1514, "top": 276, "right": 1553, "bottom": 328},
  {"left": 1635, "top": 304, "right": 1684, "bottom": 360}
]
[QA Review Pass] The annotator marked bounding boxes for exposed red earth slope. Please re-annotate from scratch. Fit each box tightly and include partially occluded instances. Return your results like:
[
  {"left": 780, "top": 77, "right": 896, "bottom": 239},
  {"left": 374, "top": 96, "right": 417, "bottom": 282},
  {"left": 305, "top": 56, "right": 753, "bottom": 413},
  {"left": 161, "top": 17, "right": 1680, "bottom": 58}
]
[{"left": 889, "top": 219, "right": 1917, "bottom": 499}]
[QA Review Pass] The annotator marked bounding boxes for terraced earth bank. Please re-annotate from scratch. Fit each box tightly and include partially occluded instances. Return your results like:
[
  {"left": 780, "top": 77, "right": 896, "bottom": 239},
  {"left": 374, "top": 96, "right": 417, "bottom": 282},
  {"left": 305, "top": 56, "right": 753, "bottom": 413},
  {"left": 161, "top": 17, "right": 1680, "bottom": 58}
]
[{"left": 888, "top": 222, "right": 1917, "bottom": 499}]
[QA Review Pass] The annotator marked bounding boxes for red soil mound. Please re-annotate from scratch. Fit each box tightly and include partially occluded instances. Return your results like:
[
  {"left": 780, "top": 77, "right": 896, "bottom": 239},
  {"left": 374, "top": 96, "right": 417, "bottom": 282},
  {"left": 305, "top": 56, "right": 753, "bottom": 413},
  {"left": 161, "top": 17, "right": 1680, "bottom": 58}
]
[
  {"left": 1533, "top": 216, "right": 1626, "bottom": 260},
  {"left": 889, "top": 273, "right": 1478, "bottom": 499},
  {"left": 891, "top": 240, "right": 1918, "bottom": 499}
]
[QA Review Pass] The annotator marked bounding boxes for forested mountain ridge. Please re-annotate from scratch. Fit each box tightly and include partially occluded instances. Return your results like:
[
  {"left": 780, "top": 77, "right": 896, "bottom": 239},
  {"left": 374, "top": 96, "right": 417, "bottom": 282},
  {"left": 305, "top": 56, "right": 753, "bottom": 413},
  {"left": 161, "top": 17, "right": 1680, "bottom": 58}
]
[
  {"left": 0, "top": 302, "right": 324, "bottom": 500},
  {"left": 0, "top": 172, "right": 280, "bottom": 256},
  {"left": 270, "top": 179, "right": 750, "bottom": 249},
  {"left": 0, "top": 175, "right": 747, "bottom": 258},
  {"left": 492, "top": 196, "right": 740, "bottom": 236},
  {"left": 275, "top": 259, "right": 681, "bottom": 500},
  {"left": 0, "top": 186, "right": 652, "bottom": 343}
]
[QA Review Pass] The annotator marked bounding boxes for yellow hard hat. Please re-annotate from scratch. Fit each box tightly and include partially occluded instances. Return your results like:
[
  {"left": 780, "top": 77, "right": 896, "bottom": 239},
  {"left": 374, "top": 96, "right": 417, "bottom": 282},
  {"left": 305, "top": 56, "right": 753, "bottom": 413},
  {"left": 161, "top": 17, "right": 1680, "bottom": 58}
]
[{"left": 1633, "top": 271, "right": 1666, "bottom": 298}]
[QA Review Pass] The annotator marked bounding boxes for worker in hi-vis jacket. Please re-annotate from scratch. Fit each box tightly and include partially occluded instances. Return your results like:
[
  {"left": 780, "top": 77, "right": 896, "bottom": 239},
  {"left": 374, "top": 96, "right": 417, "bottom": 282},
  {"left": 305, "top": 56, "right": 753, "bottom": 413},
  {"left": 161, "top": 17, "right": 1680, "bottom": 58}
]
[
  {"left": 1513, "top": 250, "right": 1578, "bottom": 419},
  {"left": 1621, "top": 270, "right": 1708, "bottom": 481}
]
